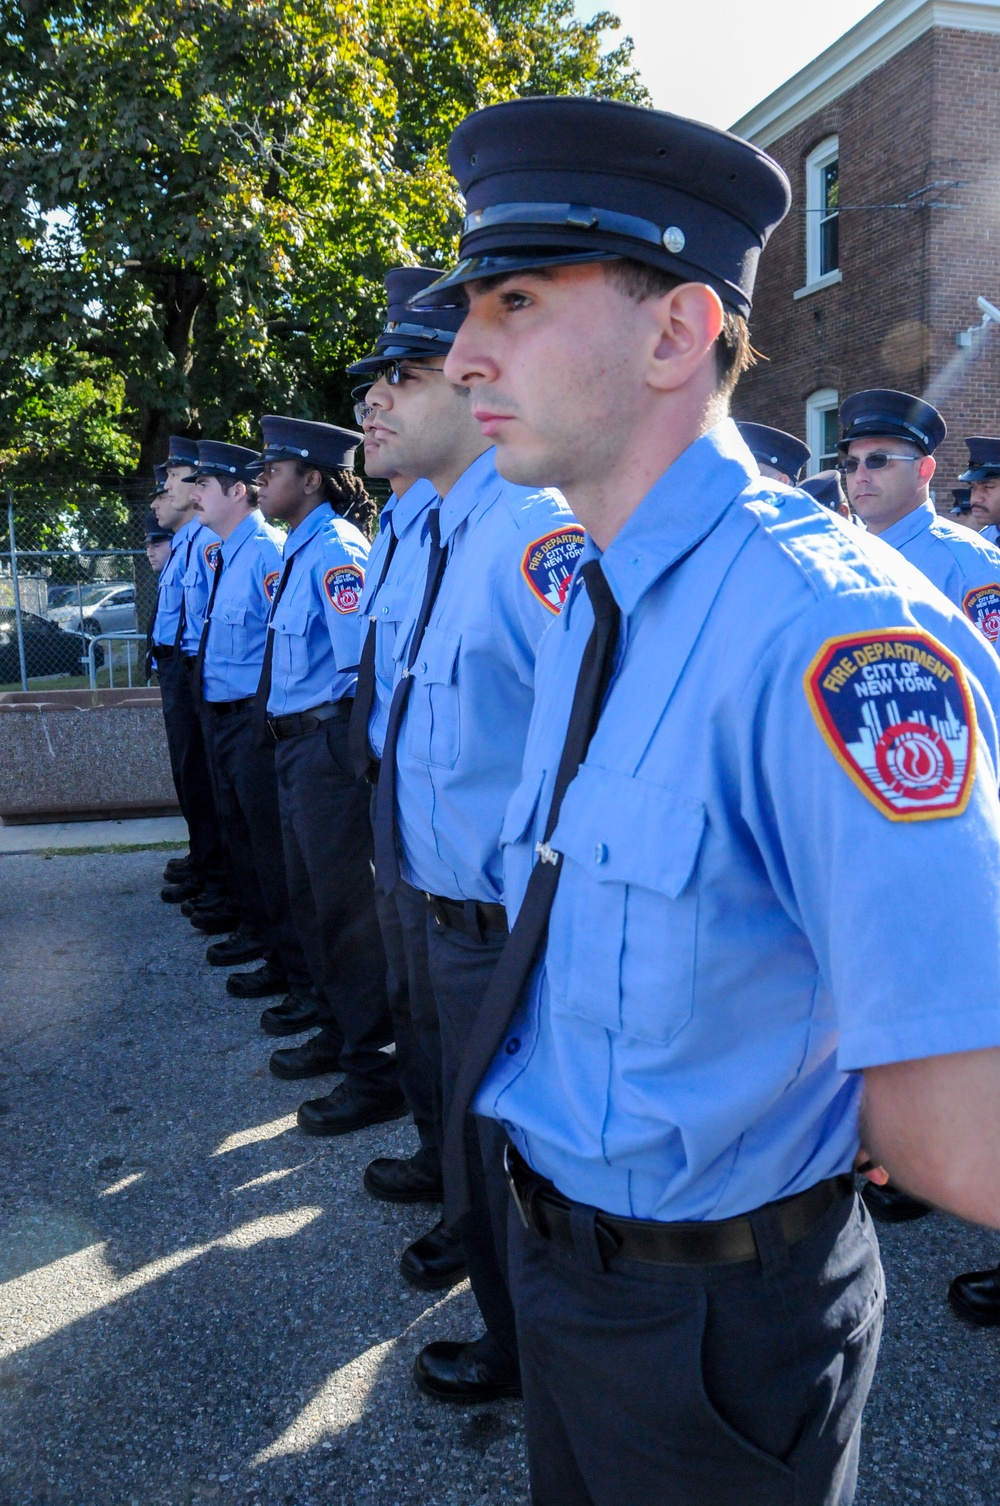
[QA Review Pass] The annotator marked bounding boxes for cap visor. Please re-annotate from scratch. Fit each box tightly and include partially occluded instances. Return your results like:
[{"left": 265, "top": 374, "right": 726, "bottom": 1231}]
[
  {"left": 958, "top": 466, "right": 1000, "bottom": 482},
  {"left": 346, "top": 341, "right": 454, "bottom": 375},
  {"left": 410, "top": 250, "right": 619, "bottom": 306}
]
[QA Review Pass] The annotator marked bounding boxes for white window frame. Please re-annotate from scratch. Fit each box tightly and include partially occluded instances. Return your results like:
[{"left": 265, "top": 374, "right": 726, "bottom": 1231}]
[
  {"left": 797, "top": 136, "right": 842, "bottom": 298},
  {"left": 805, "top": 388, "right": 840, "bottom": 476}
]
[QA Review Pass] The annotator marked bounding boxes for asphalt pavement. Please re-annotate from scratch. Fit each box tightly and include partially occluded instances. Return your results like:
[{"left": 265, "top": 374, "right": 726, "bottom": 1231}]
[{"left": 1, "top": 849, "right": 999, "bottom": 1505}]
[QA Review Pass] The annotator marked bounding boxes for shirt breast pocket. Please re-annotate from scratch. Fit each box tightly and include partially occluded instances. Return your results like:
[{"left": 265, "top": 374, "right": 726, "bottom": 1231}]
[
  {"left": 214, "top": 603, "right": 248, "bottom": 660},
  {"left": 550, "top": 765, "right": 706, "bottom": 1045},
  {"left": 273, "top": 607, "right": 313, "bottom": 678},
  {"left": 373, "top": 588, "right": 408, "bottom": 687},
  {"left": 405, "top": 627, "right": 461, "bottom": 769}
]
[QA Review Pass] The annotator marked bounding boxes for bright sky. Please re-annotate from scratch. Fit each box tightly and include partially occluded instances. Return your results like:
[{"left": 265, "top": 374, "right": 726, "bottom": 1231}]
[{"left": 579, "top": 0, "right": 884, "bottom": 129}]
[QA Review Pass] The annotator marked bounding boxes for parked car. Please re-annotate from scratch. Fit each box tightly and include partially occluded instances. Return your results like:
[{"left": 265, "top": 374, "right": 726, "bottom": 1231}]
[
  {"left": 0, "top": 608, "right": 104, "bottom": 683},
  {"left": 48, "top": 582, "right": 138, "bottom": 636}
]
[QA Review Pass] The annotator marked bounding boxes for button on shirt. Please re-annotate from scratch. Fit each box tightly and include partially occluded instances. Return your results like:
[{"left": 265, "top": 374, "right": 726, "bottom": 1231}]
[
  {"left": 880, "top": 497, "right": 1000, "bottom": 648},
  {"left": 202, "top": 510, "right": 284, "bottom": 703},
  {"left": 393, "top": 449, "right": 583, "bottom": 902},
  {"left": 475, "top": 420, "right": 1000, "bottom": 1223},
  {"left": 357, "top": 478, "right": 437, "bottom": 760},
  {"left": 180, "top": 521, "right": 224, "bottom": 656},
  {"left": 266, "top": 502, "right": 370, "bottom": 716}
]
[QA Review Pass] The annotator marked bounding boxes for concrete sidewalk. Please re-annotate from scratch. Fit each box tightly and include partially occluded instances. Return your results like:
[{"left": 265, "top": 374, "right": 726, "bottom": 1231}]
[{"left": 0, "top": 814, "right": 188, "bottom": 855}]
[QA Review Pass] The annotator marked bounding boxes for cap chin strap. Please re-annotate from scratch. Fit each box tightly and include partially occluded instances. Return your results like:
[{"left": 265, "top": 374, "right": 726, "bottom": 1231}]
[
  {"left": 383, "top": 320, "right": 457, "bottom": 344},
  {"left": 463, "top": 200, "right": 678, "bottom": 252}
]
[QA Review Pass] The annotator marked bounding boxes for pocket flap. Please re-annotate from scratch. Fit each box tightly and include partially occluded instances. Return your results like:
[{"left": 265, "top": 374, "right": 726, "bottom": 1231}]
[
  {"left": 411, "top": 627, "right": 461, "bottom": 686},
  {"left": 273, "top": 606, "right": 311, "bottom": 637},
  {"left": 501, "top": 767, "right": 547, "bottom": 848},
  {"left": 552, "top": 765, "right": 706, "bottom": 897},
  {"left": 215, "top": 603, "right": 248, "bottom": 627}
]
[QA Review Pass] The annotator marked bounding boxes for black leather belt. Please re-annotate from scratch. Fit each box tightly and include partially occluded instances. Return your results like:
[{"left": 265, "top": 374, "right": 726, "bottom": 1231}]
[
  {"left": 268, "top": 699, "right": 353, "bottom": 740},
  {"left": 504, "top": 1146, "right": 853, "bottom": 1267},
  {"left": 426, "top": 892, "right": 509, "bottom": 938},
  {"left": 152, "top": 643, "right": 175, "bottom": 660},
  {"left": 205, "top": 696, "right": 255, "bottom": 716}
]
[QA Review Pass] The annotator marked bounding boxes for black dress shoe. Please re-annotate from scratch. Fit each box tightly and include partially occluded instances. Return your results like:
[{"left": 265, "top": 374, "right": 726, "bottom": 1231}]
[
  {"left": 189, "top": 905, "right": 241, "bottom": 934},
  {"left": 413, "top": 1340, "right": 521, "bottom": 1404},
  {"left": 260, "top": 992, "right": 323, "bottom": 1037},
  {"left": 948, "top": 1266, "right": 1000, "bottom": 1325},
  {"left": 163, "top": 854, "right": 194, "bottom": 881},
  {"left": 205, "top": 925, "right": 266, "bottom": 967},
  {"left": 862, "top": 1181, "right": 933, "bottom": 1224},
  {"left": 364, "top": 1150, "right": 444, "bottom": 1204},
  {"left": 270, "top": 1030, "right": 343, "bottom": 1080},
  {"left": 226, "top": 960, "right": 290, "bottom": 998},
  {"left": 400, "top": 1220, "right": 468, "bottom": 1291},
  {"left": 161, "top": 878, "right": 203, "bottom": 903},
  {"left": 297, "top": 1077, "right": 408, "bottom": 1135}
]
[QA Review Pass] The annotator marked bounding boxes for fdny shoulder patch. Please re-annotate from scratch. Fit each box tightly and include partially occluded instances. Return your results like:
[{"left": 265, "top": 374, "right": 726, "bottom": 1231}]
[
  {"left": 204, "top": 541, "right": 221, "bottom": 572},
  {"left": 521, "top": 526, "right": 585, "bottom": 614},
  {"left": 804, "top": 629, "right": 977, "bottom": 822},
  {"left": 324, "top": 563, "right": 365, "bottom": 614},
  {"left": 962, "top": 583, "right": 1000, "bottom": 644},
  {"left": 263, "top": 570, "right": 280, "bottom": 604}
]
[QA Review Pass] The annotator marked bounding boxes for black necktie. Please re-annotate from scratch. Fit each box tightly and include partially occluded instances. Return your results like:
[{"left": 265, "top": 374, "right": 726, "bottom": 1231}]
[
  {"left": 441, "top": 560, "right": 621, "bottom": 1225},
  {"left": 372, "top": 508, "right": 448, "bottom": 893},
  {"left": 191, "top": 552, "right": 225, "bottom": 703},
  {"left": 348, "top": 520, "right": 400, "bottom": 780},
  {"left": 251, "top": 552, "right": 296, "bottom": 746}
]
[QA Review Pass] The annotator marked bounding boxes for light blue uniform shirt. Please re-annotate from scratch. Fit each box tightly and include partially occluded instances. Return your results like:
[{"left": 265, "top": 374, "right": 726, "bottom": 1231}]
[
  {"left": 981, "top": 524, "right": 1000, "bottom": 545},
  {"left": 151, "top": 517, "right": 200, "bottom": 650},
  {"left": 179, "top": 520, "right": 223, "bottom": 656},
  {"left": 265, "top": 502, "right": 370, "bottom": 716},
  {"left": 393, "top": 449, "right": 583, "bottom": 902},
  {"left": 202, "top": 510, "right": 284, "bottom": 703},
  {"left": 881, "top": 497, "right": 1000, "bottom": 648},
  {"left": 475, "top": 420, "right": 1000, "bottom": 1222},
  {"left": 357, "top": 478, "right": 437, "bottom": 760}
]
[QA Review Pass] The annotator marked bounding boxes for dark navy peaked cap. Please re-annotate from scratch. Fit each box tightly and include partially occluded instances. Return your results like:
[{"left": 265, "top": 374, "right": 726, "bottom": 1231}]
[
  {"left": 183, "top": 440, "right": 261, "bottom": 483},
  {"left": 143, "top": 509, "right": 172, "bottom": 543},
  {"left": 256, "top": 416, "right": 361, "bottom": 472},
  {"left": 415, "top": 97, "right": 791, "bottom": 318},
  {"left": 149, "top": 463, "right": 168, "bottom": 499},
  {"left": 959, "top": 437, "right": 1000, "bottom": 482},
  {"left": 839, "top": 389, "right": 946, "bottom": 455},
  {"left": 951, "top": 486, "right": 972, "bottom": 514},
  {"left": 737, "top": 423, "right": 810, "bottom": 480},
  {"left": 800, "top": 470, "right": 847, "bottom": 511},
  {"left": 348, "top": 268, "right": 466, "bottom": 376},
  {"left": 166, "top": 435, "right": 199, "bottom": 468}
]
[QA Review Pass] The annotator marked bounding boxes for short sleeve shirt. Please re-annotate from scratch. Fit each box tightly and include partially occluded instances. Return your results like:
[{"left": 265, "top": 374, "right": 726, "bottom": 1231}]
[{"left": 202, "top": 511, "right": 284, "bottom": 703}]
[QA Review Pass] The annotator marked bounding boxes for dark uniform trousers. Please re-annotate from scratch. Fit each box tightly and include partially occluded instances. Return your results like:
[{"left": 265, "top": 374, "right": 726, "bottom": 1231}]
[
  {"left": 201, "top": 703, "right": 311, "bottom": 989},
  {"left": 371, "top": 783, "right": 443, "bottom": 1159},
  {"left": 507, "top": 1185, "right": 884, "bottom": 1506},
  {"left": 274, "top": 715, "right": 397, "bottom": 1086},
  {"left": 426, "top": 915, "right": 519, "bottom": 1372},
  {"left": 155, "top": 650, "right": 228, "bottom": 899}
]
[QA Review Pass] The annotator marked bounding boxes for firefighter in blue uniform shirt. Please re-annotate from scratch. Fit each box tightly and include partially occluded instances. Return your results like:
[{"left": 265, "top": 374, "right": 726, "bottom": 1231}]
[
  {"left": 366, "top": 289, "right": 584, "bottom": 1403},
  {"left": 839, "top": 390, "right": 1000, "bottom": 652},
  {"left": 346, "top": 267, "right": 466, "bottom": 1295},
  {"left": 251, "top": 415, "right": 407, "bottom": 1137},
  {"left": 150, "top": 437, "right": 231, "bottom": 917},
  {"left": 187, "top": 440, "right": 314, "bottom": 1017},
  {"left": 961, "top": 435, "right": 1000, "bottom": 542},
  {"left": 426, "top": 95, "right": 1000, "bottom": 1505},
  {"left": 736, "top": 421, "right": 810, "bottom": 484}
]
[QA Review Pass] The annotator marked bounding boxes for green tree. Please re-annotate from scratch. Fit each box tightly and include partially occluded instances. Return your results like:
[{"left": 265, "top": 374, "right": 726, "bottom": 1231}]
[{"left": 0, "top": 0, "right": 646, "bottom": 498}]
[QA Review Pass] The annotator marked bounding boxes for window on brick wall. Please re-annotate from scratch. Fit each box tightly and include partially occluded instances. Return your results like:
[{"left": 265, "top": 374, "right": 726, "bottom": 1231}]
[
  {"left": 805, "top": 136, "right": 840, "bottom": 288},
  {"left": 805, "top": 388, "right": 840, "bottom": 475}
]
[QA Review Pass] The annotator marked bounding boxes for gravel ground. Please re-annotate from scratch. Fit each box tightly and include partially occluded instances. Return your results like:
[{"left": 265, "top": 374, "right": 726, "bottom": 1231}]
[{"left": 1, "top": 849, "right": 999, "bottom": 1506}]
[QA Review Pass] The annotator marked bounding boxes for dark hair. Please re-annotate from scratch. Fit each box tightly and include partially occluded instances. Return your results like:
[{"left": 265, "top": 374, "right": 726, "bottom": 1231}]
[
  {"left": 294, "top": 461, "right": 377, "bottom": 540},
  {"left": 601, "top": 259, "right": 755, "bottom": 398},
  {"left": 219, "top": 475, "right": 259, "bottom": 505}
]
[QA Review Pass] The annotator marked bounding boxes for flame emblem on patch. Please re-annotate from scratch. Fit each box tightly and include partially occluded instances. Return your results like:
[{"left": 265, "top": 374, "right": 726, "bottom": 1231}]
[
  {"left": 521, "top": 526, "right": 585, "bottom": 614},
  {"left": 962, "top": 583, "right": 1000, "bottom": 645},
  {"left": 324, "top": 563, "right": 365, "bottom": 614}
]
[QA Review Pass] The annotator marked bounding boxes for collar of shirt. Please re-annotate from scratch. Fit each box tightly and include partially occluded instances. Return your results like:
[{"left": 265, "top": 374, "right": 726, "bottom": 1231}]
[
  {"left": 281, "top": 501, "right": 333, "bottom": 562},
  {"left": 220, "top": 508, "right": 268, "bottom": 565},
  {"left": 438, "top": 449, "right": 500, "bottom": 543},
  {"left": 171, "top": 515, "right": 199, "bottom": 556},
  {"left": 562, "top": 418, "right": 757, "bottom": 627},
  {"left": 392, "top": 476, "right": 438, "bottom": 537},
  {"left": 879, "top": 496, "right": 937, "bottom": 551}
]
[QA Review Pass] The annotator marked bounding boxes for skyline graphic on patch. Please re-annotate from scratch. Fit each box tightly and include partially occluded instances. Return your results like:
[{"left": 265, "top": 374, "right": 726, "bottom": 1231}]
[
  {"left": 804, "top": 629, "right": 977, "bottom": 821},
  {"left": 204, "top": 542, "right": 221, "bottom": 572},
  {"left": 263, "top": 570, "right": 280, "bottom": 603},
  {"left": 962, "top": 583, "right": 1000, "bottom": 644},
  {"left": 521, "top": 526, "right": 585, "bottom": 614},
  {"left": 324, "top": 563, "right": 364, "bottom": 614}
]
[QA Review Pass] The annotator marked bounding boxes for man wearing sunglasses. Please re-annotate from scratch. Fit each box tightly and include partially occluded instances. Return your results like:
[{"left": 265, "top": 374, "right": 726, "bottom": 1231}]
[{"left": 839, "top": 390, "right": 1000, "bottom": 658}]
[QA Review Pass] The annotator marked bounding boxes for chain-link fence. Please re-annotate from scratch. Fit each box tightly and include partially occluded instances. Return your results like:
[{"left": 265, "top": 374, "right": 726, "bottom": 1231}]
[{"left": 0, "top": 482, "right": 155, "bottom": 693}]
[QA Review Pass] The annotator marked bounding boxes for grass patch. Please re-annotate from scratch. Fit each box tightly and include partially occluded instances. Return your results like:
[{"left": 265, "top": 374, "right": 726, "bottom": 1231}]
[{"left": 35, "top": 840, "right": 188, "bottom": 859}]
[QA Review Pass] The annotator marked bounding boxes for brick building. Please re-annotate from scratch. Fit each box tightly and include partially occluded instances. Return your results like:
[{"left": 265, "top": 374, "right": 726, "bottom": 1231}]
[{"left": 732, "top": 0, "right": 1000, "bottom": 503}]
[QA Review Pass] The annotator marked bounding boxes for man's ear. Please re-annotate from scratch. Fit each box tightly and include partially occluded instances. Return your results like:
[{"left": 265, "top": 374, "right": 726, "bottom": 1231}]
[
  {"left": 919, "top": 454, "right": 937, "bottom": 485},
  {"left": 646, "top": 282, "right": 725, "bottom": 394}
]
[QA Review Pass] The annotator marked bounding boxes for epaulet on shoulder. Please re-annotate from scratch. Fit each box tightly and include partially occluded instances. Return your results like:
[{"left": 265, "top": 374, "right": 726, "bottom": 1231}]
[
  {"left": 498, "top": 478, "right": 576, "bottom": 533},
  {"left": 741, "top": 485, "right": 897, "bottom": 602}
]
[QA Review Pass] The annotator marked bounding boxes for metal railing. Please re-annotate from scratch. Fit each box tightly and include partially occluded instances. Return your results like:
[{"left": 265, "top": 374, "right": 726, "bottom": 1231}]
[{"left": 86, "top": 632, "right": 147, "bottom": 691}]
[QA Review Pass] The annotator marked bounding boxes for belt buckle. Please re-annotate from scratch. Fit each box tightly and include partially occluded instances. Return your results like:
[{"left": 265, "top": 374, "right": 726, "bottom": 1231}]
[{"left": 503, "top": 1143, "right": 530, "bottom": 1231}]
